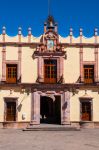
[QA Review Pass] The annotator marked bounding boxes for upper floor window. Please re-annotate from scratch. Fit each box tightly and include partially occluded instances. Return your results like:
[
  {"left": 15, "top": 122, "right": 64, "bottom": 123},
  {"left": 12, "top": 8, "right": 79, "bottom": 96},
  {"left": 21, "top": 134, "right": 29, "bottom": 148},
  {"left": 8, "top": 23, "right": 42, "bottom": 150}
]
[
  {"left": 6, "top": 64, "right": 17, "bottom": 83},
  {"left": 84, "top": 65, "right": 94, "bottom": 84},
  {"left": 44, "top": 59, "right": 57, "bottom": 83},
  {"left": 47, "top": 40, "right": 54, "bottom": 51}
]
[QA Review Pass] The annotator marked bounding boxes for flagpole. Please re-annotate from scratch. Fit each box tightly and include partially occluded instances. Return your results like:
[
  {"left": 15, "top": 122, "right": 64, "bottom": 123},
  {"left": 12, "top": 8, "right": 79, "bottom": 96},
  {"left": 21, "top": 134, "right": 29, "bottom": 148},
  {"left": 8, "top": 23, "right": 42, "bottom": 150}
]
[{"left": 48, "top": 0, "right": 51, "bottom": 16}]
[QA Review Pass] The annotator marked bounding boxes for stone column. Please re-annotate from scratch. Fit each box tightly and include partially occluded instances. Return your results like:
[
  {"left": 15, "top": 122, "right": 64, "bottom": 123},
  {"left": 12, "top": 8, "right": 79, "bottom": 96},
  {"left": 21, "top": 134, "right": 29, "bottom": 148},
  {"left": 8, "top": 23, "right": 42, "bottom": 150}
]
[
  {"left": 18, "top": 46, "right": 22, "bottom": 81},
  {"left": 79, "top": 47, "right": 83, "bottom": 82},
  {"left": 62, "top": 91, "right": 70, "bottom": 125},
  {"left": 95, "top": 47, "right": 98, "bottom": 82},
  {"left": 57, "top": 58, "right": 60, "bottom": 82},
  {"left": 38, "top": 57, "right": 44, "bottom": 82},
  {"left": 31, "top": 92, "right": 40, "bottom": 124},
  {"left": 59, "top": 57, "right": 64, "bottom": 82},
  {"left": 2, "top": 46, "right": 6, "bottom": 81}
]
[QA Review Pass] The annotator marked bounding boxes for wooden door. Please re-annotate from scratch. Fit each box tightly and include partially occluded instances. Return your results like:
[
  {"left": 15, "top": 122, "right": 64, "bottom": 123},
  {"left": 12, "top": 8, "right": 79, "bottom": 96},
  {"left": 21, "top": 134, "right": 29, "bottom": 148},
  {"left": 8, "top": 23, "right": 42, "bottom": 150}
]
[
  {"left": 81, "top": 102, "right": 91, "bottom": 121},
  {"left": 44, "top": 60, "right": 57, "bottom": 83},
  {"left": 6, "top": 102, "right": 16, "bottom": 121},
  {"left": 6, "top": 64, "right": 17, "bottom": 83}
]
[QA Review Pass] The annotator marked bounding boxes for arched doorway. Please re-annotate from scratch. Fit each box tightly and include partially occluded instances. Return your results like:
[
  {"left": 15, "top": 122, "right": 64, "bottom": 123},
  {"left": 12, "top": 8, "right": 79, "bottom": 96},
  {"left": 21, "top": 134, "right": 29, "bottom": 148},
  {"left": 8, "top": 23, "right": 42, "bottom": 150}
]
[{"left": 40, "top": 96, "right": 61, "bottom": 124}]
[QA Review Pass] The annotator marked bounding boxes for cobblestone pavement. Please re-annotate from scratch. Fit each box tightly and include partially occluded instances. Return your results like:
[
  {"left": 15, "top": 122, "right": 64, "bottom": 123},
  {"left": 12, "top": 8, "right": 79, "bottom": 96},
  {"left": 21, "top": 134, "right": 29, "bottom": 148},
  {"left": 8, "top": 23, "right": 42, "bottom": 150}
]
[{"left": 0, "top": 128, "right": 99, "bottom": 150}]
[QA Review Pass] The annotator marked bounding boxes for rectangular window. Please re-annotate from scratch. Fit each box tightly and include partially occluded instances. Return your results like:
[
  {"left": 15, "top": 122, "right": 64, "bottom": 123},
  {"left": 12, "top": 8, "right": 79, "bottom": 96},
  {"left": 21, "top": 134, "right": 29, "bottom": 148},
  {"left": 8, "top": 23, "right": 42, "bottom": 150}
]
[
  {"left": 6, "top": 64, "right": 17, "bottom": 83},
  {"left": 80, "top": 101, "right": 92, "bottom": 121},
  {"left": 84, "top": 65, "right": 94, "bottom": 84},
  {"left": 44, "top": 60, "right": 57, "bottom": 83},
  {"left": 6, "top": 102, "right": 16, "bottom": 121}
]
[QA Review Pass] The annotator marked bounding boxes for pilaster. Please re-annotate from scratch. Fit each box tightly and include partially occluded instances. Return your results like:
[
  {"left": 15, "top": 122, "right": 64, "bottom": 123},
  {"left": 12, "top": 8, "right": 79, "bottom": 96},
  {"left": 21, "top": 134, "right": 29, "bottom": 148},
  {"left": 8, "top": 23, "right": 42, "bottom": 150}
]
[
  {"left": 62, "top": 91, "right": 70, "bottom": 124},
  {"left": 31, "top": 92, "right": 40, "bottom": 124},
  {"left": 2, "top": 46, "right": 6, "bottom": 81},
  {"left": 94, "top": 47, "right": 98, "bottom": 82},
  {"left": 80, "top": 47, "right": 83, "bottom": 82},
  {"left": 18, "top": 46, "right": 22, "bottom": 81},
  {"left": 38, "top": 57, "right": 44, "bottom": 82}
]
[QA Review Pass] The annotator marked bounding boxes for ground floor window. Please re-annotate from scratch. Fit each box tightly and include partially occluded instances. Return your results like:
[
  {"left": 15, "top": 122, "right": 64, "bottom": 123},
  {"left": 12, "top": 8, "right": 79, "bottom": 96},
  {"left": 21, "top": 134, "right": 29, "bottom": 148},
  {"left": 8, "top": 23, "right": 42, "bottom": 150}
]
[
  {"left": 80, "top": 100, "right": 92, "bottom": 121},
  {"left": 4, "top": 99, "right": 17, "bottom": 121}
]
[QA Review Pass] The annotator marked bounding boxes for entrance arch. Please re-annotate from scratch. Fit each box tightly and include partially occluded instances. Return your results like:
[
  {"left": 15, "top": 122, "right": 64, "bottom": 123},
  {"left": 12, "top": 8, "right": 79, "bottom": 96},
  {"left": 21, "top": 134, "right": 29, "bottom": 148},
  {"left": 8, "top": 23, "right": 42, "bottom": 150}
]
[{"left": 40, "top": 96, "right": 61, "bottom": 124}]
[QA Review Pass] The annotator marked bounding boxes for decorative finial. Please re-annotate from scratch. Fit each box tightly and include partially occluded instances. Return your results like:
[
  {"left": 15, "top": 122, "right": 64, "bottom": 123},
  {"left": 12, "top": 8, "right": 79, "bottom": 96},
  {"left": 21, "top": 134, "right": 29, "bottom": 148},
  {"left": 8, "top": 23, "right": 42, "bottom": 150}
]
[
  {"left": 28, "top": 27, "right": 32, "bottom": 35},
  {"left": 80, "top": 28, "right": 83, "bottom": 36},
  {"left": 2, "top": 26, "right": 6, "bottom": 34},
  {"left": 18, "top": 27, "right": 22, "bottom": 35},
  {"left": 94, "top": 28, "right": 98, "bottom": 36},
  {"left": 70, "top": 28, "right": 73, "bottom": 36}
]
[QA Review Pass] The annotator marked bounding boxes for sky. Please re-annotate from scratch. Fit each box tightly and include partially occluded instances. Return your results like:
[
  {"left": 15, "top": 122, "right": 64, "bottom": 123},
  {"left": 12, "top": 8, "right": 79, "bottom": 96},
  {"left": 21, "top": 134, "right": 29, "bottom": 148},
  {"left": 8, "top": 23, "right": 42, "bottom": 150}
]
[{"left": 0, "top": 0, "right": 99, "bottom": 37}]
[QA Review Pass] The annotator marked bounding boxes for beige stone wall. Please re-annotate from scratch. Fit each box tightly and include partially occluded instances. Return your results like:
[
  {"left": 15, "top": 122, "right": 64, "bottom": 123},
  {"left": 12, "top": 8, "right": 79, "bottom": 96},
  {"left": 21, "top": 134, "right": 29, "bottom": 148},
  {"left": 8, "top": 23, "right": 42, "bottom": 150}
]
[
  {"left": 6, "top": 46, "right": 18, "bottom": 60},
  {"left": 64, "top": 47, "right": 80, "bottom": 83},
  {"left": 0, "top": 47, "right": 2, "bottom": 81},
  {"left": 21, "top": 47, "right": 37, "bottom": 83},
  {"left": 70, "top": 90, "right": 99, "bottom": 121},
  {"left": 83, "top": 48, "right": 95, "bottom": 61},
  {"left": 0, "top": 34, "right": 98, "bottom": 84},
  {"left": 0, "top": 89, "right": 31, "bottom": 122},
  {"left": 0, "top": 34, "right": 99, "bottom": 123}
]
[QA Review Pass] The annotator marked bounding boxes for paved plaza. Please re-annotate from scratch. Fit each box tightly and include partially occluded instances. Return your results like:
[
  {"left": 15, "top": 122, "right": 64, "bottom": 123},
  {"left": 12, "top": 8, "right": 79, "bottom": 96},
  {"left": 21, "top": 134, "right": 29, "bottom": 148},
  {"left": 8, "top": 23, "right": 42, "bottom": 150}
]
[{"left": 0, "top": 128, "right": 99, "bottom": 150}]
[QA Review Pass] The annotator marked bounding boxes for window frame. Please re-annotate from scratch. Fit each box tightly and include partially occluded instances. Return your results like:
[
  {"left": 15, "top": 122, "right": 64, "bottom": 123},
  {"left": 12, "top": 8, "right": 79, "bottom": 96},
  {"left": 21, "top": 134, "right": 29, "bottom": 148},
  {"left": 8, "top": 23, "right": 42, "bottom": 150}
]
[
  {"left": 4, "top": 98, "right": 18, "bottom": 122},
  {"left": 6, "top": 64, "right": 17, "bottom": 83},
  {"left": 84, "top": 65, "right": 94, "bottom": 84},
  {"left": 44, "top": 59, "right": 57, "bottom": 83},
  {"left": 79, "top": 98, "right": 93, "bottom": 122}
]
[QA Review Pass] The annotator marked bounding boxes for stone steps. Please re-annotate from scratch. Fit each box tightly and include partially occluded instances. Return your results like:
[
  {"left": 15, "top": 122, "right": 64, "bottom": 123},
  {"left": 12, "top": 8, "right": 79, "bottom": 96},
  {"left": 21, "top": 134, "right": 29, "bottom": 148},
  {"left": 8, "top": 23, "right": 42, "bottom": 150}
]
[{"left": 23, "top": 124, "right": 80, "bottom": 131}]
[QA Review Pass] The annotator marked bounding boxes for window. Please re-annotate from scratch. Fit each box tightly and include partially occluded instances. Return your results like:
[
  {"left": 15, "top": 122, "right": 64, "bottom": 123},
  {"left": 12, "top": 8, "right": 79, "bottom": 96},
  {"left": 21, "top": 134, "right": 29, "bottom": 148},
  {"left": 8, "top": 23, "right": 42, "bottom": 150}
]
[
  {"left": 6, "top": 101, "right": 16, "bottom": 121},
  {"left": 80, "top": 101, "right": 92, "bottom": 121},
  {"left": 6, "top": 64, "right": 17, "bottom": 83},
  {"left": 47, "top": 40, "right": 54, "bottom": 50},
  {"left": 84, "top": 65, "right": 94, "bottom": 84},
  {"left": 44, "top": 60, "right": 57, "bottom": 83}
]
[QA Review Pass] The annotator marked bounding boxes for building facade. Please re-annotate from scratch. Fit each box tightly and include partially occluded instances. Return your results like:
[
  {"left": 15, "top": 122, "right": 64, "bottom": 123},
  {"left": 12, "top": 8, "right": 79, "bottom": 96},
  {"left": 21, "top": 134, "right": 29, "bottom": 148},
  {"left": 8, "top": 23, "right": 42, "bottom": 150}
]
[{"left": 0, "top": 16, "right": 99, "bottom": 128}]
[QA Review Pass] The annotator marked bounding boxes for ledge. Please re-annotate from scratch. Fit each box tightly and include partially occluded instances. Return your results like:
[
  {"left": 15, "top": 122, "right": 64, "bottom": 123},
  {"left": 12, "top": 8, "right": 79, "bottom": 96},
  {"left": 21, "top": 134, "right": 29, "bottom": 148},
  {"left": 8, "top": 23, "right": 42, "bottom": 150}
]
[
  {"left": 0, "top": 83, "right": 99, "bottom": 91},
  {"left": 0, "top": 42, "right": 99, "bottom": 48}
]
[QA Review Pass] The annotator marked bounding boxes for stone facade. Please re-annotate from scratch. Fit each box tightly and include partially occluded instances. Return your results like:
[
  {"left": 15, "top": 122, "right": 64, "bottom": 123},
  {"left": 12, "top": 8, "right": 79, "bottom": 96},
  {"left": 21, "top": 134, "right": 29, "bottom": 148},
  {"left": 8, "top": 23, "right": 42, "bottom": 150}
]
[{"left": 0, "top": 16, "right": 99, "bottom": 128}]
